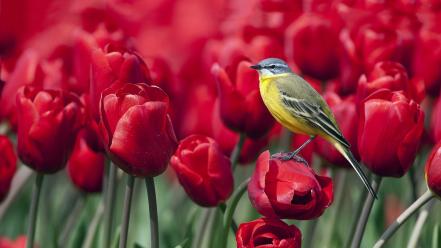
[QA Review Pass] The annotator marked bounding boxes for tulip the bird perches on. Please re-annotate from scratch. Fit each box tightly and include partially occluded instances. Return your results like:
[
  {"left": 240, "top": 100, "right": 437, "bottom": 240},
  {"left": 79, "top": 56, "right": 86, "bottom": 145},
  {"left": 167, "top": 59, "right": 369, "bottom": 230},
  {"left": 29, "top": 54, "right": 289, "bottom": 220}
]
[{"left": 250, "top": 58, "right": 377, "bottom": 199}]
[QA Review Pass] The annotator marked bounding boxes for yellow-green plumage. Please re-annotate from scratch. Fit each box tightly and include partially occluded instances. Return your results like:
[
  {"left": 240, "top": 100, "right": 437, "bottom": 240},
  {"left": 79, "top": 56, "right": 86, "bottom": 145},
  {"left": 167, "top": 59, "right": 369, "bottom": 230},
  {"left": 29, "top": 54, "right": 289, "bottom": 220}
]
[{"left": 258, "top": 72, "right": 377, "bottom": 198}]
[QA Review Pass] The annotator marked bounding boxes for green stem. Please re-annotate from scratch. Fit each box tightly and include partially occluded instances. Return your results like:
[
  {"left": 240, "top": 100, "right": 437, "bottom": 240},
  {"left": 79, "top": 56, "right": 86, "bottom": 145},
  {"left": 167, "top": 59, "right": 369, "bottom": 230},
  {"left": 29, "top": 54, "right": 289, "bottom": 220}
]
[
  {"left": 218, "top": 203, "right": 238, "bottom": 233},
  {"left": 58, "top": 196, "right": 85, "bottom": 246},
  {"left": 103, "top": 163, "right": 117, "bottom": 248},
  {"left": 83, "top": 203, "right": 104, "bottom": 248},
  {"left": 145, "top": 177, "right": 159, "bottom": 248},
  {"left": 26, "top": 173, "right": 44, "bottom": 248},
  {"left": 350, "top": 175, "right": 382, "bottom": 248},
  {"left": 219, "top": 178, "right": 250, "bottom": 248},
  {"left": 322, "top": 169, "right": 347, "bottom": 247},
  {"left": 196, "top": 209, "right": 214, "bottom": 248},
  {"left": 407, "top": 199, "right": 436, "bottom": 248},
  {"left": 374, "top": 190, "right": 435, "bottom": 248},
  {"left": 119, "top": 175, "right": 135, "bottom": 248},
  {"left": 231, "top": 133, "right": 246, "bottom": 169}
]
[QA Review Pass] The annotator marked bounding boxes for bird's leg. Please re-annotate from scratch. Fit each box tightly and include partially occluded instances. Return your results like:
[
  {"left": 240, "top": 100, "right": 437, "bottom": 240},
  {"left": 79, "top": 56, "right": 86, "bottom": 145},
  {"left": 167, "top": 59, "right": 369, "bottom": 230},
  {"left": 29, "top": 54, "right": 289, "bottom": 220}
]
[{"left": 277, "top": 135, "right": 316, "bottom": 161}]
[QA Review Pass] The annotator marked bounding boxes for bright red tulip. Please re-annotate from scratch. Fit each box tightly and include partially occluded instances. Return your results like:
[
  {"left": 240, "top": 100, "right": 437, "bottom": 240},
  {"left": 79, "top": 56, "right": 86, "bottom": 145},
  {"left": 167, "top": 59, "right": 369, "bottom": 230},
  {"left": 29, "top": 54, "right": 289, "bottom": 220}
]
[
  {"left": 99, "top": 83, "right": 177, "bottom": 177},
  {"left": 16, "top": 86, "right": 84, "bottom": 173},
  {"left": 170, "top": 134, "right": 233, "bottom": 207},
  {"left": 212, "top": 61, "right": 274, "bottom": 139},
  {"left": 315, "top": 92, "right": 358, "bottom": 167},
  {"left": 358, "top": 90, "right": 424, "bottom": 177},
  {"left": 285, "top": 12, "right": 341, "bottom": 81},
  {"left": 248, "top": 151, "right": 333, "bottom": 220},
  {"left": 236, "top": 217, "right": 302, "bottom": 248},
  {"left": 425, "top": 142, "right": 441, "bottom": 197},
  {"left": 0, "top": 135, "right": 17, "bottom": 202},
  {"left": 67, "top": 129, "right": 105, "bottom": 193}
]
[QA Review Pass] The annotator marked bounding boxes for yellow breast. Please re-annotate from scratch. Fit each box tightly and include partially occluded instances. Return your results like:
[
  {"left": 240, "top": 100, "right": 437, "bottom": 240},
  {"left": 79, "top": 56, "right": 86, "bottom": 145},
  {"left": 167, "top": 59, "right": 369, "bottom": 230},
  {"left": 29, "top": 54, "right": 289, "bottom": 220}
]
[{"left": 259, "top": 75, "right": 320, "bottom": 136}]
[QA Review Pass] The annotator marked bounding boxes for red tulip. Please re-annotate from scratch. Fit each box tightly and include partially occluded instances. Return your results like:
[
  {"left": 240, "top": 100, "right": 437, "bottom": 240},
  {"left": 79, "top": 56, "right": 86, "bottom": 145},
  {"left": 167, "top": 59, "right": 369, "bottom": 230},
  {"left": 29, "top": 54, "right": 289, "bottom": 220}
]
[
  {"left": 0, "top": 135, "right": 17, "bottom": 202},
  {"left": 212, "top": 99, "right": 268, "bottom": 164},
  {"left": 358, "top": 90, "right": 424, "bottom": 177},
  {"left": 430, "top": 97, "right": 441, "bottom": 143},
  {"left": 170, "top": 134, "right": 233, "bottom": 207},
  {"left": 425, "top": 142, "right": 441, "bottom": 197},
  {"left": 67, "top": 129, "right": 105, "bottom": 193},
  {"left": 99, "top": 83, "right": 177, "bottom": 177},
  {"left": 285, "top": 12, "right": 341, "bottom": 81},
  {"left": 0, "top": 235, "right": 31, "bottom": 248},
  {"left": 16, "top": 86, "right": 84, "bottom": 173},
  {"left": 315, "top": 92, "right": 358, "bottom": 167},
  {"left": 236, "top": 217, "right": 302, "bottom": 248},
  {"left": 412, "top": 15, "right": 441, "bottom": 96},
  {"left": 212, "top": 61, "right": 274, "bottom": 139},
  {"left": 90, "top": 48, "right": 150, "bottom": 121},
  {"left": 357, "top": 61, "right": 423, "bottom": 104},
  {"left": 248, "top": 151, "right": 333, "bottom": 220}
]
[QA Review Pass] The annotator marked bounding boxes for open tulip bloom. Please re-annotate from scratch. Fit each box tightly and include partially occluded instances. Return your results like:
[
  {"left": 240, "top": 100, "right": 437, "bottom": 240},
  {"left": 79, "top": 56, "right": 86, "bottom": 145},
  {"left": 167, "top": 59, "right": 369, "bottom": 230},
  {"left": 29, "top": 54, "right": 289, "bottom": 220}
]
[{"left": 2, "top": 1, "right": 441, "bottom": 248}]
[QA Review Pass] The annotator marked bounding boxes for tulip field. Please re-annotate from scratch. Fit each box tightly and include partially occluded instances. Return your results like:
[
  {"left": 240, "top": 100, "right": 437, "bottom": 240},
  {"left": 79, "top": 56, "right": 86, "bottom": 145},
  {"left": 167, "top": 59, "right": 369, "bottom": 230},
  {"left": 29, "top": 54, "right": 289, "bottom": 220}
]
[{"left": 1, "top": 0, "right": 441, "bottom": 248}]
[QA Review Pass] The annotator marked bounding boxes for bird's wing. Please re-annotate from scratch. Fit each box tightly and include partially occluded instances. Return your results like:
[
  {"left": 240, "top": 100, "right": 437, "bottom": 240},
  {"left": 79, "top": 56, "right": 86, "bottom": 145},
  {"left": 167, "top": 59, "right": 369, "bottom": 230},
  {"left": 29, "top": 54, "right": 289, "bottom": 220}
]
[{"left": 280, "top": 91, "right": 350, "bottom": 148}]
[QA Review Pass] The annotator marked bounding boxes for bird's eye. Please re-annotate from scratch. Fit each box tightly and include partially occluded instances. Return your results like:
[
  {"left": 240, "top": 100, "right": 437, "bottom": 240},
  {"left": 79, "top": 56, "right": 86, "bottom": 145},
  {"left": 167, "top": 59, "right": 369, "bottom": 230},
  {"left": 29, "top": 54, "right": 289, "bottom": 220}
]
[{"left": 270, "top": 65, "right": 276, "bottom": 69}]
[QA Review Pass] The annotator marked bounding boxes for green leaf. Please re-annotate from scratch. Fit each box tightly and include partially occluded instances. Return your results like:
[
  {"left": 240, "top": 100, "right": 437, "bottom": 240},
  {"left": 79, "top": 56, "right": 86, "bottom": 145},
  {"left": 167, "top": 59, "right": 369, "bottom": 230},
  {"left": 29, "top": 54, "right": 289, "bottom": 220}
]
[
  {"left": 133, "top": 242, "right": 145, "bottom": 248},
  {"left": 112, "top": 227, "right": 121, "bottom": 248}
]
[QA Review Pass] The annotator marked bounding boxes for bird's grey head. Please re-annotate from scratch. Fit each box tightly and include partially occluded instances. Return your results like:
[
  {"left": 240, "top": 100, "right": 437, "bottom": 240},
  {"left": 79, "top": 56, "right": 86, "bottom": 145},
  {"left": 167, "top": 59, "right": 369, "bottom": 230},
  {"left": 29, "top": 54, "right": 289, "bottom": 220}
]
[{"left": 250, "top": 58, "right": 292, "bottom": 76}]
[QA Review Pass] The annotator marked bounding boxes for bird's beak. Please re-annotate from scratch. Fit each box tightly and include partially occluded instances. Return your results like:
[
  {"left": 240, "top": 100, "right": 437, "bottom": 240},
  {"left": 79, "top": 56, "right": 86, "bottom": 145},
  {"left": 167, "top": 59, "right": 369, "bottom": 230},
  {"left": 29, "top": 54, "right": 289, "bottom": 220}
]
[{"left": 250, "top": 64, "right": 261, "bottom": 70}]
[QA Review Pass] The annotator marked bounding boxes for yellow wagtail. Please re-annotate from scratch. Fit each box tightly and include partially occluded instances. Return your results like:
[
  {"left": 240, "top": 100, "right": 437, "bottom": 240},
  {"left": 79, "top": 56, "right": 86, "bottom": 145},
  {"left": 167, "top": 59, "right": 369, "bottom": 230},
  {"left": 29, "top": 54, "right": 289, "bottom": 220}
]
[{"left": 250, "top": 58, "right": 377, "bottom": 198}]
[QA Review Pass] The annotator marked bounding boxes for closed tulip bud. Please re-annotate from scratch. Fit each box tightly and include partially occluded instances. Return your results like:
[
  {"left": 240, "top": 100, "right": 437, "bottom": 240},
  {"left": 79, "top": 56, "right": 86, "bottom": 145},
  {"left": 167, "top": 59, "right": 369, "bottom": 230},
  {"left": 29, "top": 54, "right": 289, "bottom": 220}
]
[
  {"left": 0, "top": 135, "right": 17, "bottom": 202},
  {"left": 285, "top": 12, "right": 341, "bottom": 81},
  {"left": 248, "top": 151, "right": 333, "bottom": 220},
  {"left": 16, "top": 86, "right": 84, "bottom": 173},
  {"left": 212, "top": 61, "right": 274, "bottom": 139},
  {"left": 99, "top": 83, "right": 177, "bottom": 177},
  {"left": 67, "top": 129, "right": 105, "bottom": 193},
  {"left": 170, "top": 135, "right": 233, "bottom": 207},
  {"left": 358, "top": 90, "right": 424, "bottom": 177},
  {"left": 315, "top": 92, "right": 358, "bottom": 167},
  {"left": 425, "top": 142, "right": 441, "bottom": 197},
  {"left": 236, "top": 218, "right": 302, "bottom": 248}
]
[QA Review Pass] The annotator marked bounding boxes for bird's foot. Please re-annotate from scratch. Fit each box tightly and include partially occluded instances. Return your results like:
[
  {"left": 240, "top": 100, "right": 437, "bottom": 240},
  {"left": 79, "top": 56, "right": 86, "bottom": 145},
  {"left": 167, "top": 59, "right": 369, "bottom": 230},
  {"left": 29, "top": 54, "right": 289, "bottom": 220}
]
[{"left": 271, "top": 152, "right": 308, "bottom": 165}]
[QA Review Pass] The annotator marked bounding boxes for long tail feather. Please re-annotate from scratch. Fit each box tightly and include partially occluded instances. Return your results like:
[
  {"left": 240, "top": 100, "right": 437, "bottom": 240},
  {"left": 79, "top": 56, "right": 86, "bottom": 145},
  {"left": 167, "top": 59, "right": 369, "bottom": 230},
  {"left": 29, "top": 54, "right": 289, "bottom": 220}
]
[{"left": 336, "top": 144, "right": 378, "bottom": 199}]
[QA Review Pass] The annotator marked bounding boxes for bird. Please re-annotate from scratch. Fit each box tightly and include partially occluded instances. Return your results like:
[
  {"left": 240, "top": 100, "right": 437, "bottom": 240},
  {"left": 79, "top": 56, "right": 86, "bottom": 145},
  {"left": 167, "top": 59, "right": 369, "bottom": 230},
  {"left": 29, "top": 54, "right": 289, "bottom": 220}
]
[{"left": 250, "top": 57, "right": 377, "bottom": 199}]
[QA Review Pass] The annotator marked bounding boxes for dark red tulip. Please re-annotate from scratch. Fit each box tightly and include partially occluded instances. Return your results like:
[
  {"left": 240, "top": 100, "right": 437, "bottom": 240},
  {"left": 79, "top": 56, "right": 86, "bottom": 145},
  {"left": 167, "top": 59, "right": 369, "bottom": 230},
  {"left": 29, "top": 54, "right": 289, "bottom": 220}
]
[
  {"left": 170, "top": 134, "right": 233, "bottom": 207},
  {"left": 430, "top": 97, "right": 441, "bottom": 143},
  {"left": 16, "top": 86, "right": 84, "bottom": 173},
  {"left": 248, "top": 151, "right": 333, "bottom": 220},
  {"left": 0, "top": 135, "right": 17, "bottom": 202},
  {"left": 99, "top": 83, "right": 177, "bottom": 177},
  {"left": 285, "top": 12, "right": 341, "bottom": 81},
  {"left": 425, "top": 142, "right": 441, "bottom": 197},
  {"left": 212, "top": 61, "right": 274, "bottom": 139},
  {"left": 315, "top": 92, "right": 358, "bottom": 167},
  {"left": 358, "top": 90, "right": 424, "bottom": 177},
  {"left": 357, "top": 61, "right": 422, "bottom": 104},
  {"left": 67, "top": 129, "right": 105, "bottom": 193},
  {"left": 236, "top": 217, "right": 302, "bottom": 248}
]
